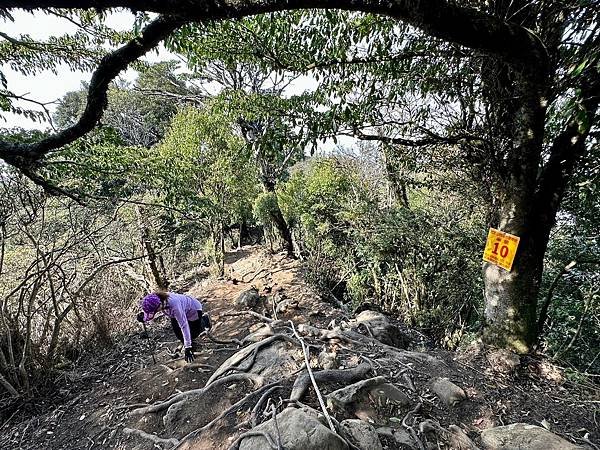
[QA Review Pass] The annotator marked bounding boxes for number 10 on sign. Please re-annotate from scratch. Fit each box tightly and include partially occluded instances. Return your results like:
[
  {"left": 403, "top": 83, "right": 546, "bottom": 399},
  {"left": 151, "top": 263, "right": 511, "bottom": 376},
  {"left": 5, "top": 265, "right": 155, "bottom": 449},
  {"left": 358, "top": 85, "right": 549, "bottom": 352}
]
[{"left": 483, "top": 228, "right": 520, "bottom": 271}]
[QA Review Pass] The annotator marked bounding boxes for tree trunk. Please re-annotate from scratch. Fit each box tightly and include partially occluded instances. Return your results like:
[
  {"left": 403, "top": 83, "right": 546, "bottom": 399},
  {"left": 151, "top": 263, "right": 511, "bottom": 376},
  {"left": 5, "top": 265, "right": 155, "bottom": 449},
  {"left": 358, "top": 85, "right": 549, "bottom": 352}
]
[
  {"left": 0, "top": 372, "right": 18, "bottom": 397},
  {"left": 219, "top": 219, "right": 225, "bottom": 277},
  {"left": 382, "top": 144, "right": 409, "bottom": 208},
  {"left": 482, "top": 70, "right": 547, "bottom": 353},
  {"left": 135, "top": 206, "right": 168, "bottom": 290},
  {"left": 262, "top": 178, "right": 294, "bottom": 256},
  {"left": 483, "top": 59, "right": 599, "bottom": 353},
  {"left": 482, "top": 209, "right": 546, "bottom": 353}
]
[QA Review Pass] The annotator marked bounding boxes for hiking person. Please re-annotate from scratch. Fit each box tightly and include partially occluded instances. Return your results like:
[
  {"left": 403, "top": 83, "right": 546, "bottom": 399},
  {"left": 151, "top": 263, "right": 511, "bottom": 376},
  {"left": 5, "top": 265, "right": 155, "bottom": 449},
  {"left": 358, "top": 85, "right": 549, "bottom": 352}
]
[{"left": 136, "top": 291, "right": 210, "bottom": 362}]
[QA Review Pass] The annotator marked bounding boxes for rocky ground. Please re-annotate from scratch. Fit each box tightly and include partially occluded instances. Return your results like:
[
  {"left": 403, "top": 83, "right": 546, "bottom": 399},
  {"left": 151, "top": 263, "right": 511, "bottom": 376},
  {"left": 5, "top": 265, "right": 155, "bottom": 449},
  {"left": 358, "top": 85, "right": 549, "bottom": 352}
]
[{"left": 0, "top": 247, "right": 598, "bottom": 449}]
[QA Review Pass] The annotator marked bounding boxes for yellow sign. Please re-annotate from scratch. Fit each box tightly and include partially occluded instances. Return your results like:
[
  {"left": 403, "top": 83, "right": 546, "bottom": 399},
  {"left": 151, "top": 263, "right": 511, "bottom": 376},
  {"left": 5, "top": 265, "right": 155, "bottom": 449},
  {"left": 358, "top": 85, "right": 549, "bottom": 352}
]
[{"left": 483, "top": 228, "right": 520, "bottom": 271}]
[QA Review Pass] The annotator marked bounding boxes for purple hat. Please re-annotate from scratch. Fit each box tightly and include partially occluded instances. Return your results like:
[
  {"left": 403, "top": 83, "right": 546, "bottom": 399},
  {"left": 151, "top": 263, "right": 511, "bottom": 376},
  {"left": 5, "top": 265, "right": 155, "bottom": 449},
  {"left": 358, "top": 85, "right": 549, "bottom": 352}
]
[{"left": 141, "top": 293, "right": 162, "bottom": 321}]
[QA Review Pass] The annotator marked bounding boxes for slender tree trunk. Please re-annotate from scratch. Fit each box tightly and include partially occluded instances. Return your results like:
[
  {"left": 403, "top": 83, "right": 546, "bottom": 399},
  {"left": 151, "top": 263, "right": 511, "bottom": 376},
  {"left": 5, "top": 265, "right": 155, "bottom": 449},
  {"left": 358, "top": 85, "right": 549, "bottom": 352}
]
[
  {"left": 537, "top": 258, "right": 599, "bottom": 336},
  {"left": 239, "top": 219, "right": 250, "bottom": 248},
  {"left": 262, "top": 178, "right": 294, "bottom": 256},
  {"left": 135, "top": 206, "right": 168, "bottom": 290},
  {"left": 553, "top": 290, "right": 592, "bottom": 359},
  {"left": 0, "top": 372, "right": 18, "bottom": 397},
  {"left": 382, "top": 144, "right": 409, "bottom": 208},
  {"left": 3, "top": 320, "right": 17, "bottom": 385},
  {"left": 219, "top": 219, "right": 225, "bottom": 277}
]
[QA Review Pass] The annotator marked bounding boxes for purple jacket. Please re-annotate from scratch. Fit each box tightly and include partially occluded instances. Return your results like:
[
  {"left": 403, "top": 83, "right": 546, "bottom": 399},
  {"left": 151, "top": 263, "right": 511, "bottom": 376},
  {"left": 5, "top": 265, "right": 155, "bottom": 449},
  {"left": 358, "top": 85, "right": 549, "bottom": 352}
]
[{"left": 162, "top": 293, "right": 202, "bottom": 348}]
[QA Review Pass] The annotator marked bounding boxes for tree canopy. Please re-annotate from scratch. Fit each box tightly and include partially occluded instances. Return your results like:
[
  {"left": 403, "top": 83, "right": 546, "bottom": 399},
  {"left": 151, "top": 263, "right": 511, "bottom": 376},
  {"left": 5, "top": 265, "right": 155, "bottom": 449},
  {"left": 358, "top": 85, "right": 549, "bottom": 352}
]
[{"left": 0, "top": 0, "right": 598, "bottom": 355}]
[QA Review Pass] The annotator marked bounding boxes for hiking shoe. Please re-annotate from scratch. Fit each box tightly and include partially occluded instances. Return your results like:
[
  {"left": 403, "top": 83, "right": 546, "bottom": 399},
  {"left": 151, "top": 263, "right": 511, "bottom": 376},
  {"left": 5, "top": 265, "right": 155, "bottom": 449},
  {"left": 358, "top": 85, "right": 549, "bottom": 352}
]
[{"left": 201, "top": 314, "right": 212, "bottom": 331}]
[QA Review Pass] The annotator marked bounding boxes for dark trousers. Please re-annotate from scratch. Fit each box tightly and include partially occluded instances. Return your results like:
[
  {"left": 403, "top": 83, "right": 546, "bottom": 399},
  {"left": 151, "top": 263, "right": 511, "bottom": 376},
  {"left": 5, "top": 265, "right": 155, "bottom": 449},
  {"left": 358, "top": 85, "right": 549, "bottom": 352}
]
[{"left": 171, "top": 311, "right": 204, "bottom": 344}]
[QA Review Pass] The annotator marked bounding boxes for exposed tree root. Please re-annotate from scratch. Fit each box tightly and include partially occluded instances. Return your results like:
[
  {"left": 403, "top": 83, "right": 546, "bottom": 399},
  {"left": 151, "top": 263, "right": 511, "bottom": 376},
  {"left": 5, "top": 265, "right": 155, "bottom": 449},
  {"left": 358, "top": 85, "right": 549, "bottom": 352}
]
[
  {"left": 174, "top": 381, "right": 281, "bottom": 449},
  {"left": 251, "top": 385, "right": 281, "bottom": 427},
  {"left": 298, "top": 323, "right": 443, "bottom": 374},
  {"left": 402, "top": 372, "right": 417, "bottom": 392},
  {"left": 206, "top": 331, "right": 243, "bottom": 346},
  {"left": 160, "top": 364, "right": 175, "bottom": 373},
  {"left": 419, "top": 419, "right": 480, "bottom": 450},
  {"left": 223, "top": 310, "right": 284, "bottom": 326},
  {"left": 290, "top": 320, "right": 335, "bottom": 431},
  {"left": 229, "top": 344, "right": 261, "bottom": 374},
  {"left": 206, "top": 334, "right": 297, "bottom": 386},
  {"left": 114, "top": 403, "right": 148, "bottom": 411},
  {"left": 182, "top": 363, "right": 215, "bottom": 373},
  {"left": 130, "top": 372, "right": 264, "bottom": 416},
  {"left": 241, "top": 324, "right": 275, "bottom": 344},
  {"left": 269, "top": 403, "right": 283, "bottom": 450},
  {"left": 404, "top": 402, "right": 425, "bottom": 450},
  {"left": 122, "top": 427, "right": 179, "bottom": 447},
  {"left": 237, "top": 384, "right": 283, "bottom": 430},
  {"left": 447, "top": 425, "right": 480, "bottom": 450},
  {"left": 289, "top": 362, "right": 372, "bottom": 402},
  {"left": 242, "top": 267, "right": 268, "bottom": 283},
  {"left": 228, "top": 430, "right": 278, "bottom": 450}
]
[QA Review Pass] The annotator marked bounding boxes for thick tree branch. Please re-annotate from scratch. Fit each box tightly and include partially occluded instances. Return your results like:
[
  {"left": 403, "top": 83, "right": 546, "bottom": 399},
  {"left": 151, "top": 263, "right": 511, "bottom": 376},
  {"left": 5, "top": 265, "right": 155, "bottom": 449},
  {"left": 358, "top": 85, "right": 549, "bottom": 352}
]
[
  {"left": 3, "top": 1, "right": 548, "bottom": 70},
  {"left": 534, "top": 63, "right": 600, "bottom": 231},
  {"left": 0, "top": 0, "right": 550, "bottom": 194},
  {"left": 260, "top": 49, "right": 448, "bottom": 73},
  {"left": 131, "top": 87, "right": 206, "bottom": 104},
  {"left": 351, "top": 128, "right": 484, "bottom": 147},
  {"left": 0, "top": 15, "right": 186, "bottom": 171}
]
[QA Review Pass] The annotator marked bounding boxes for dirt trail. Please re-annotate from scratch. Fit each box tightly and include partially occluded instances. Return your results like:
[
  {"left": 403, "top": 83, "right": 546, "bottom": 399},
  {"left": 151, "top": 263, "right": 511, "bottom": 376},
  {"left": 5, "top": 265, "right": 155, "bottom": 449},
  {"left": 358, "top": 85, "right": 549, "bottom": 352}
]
[{"left": 1, "top": 246, "right": 598, "bottom": 450}]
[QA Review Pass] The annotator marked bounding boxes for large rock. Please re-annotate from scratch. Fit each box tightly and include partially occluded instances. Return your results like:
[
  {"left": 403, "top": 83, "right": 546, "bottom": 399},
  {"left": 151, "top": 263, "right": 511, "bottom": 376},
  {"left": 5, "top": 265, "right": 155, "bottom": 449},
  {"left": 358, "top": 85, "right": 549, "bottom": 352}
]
[
  {"left": 429, "top": 377, "right": 466, "bottom": 407},
  {"left": 327, "top": 377, "right": 411, "bottom": 409},
  {"left": 419, "top": 420, "right": 478, "bottom": 450},
  {"left": 328, "top": 376, "right": 412, "bottom": 424},
  {"left": 247, "top": 339, "right": 302, "bottom": 381},
  {"left": 236, "top": 287, "right": 260, "bottom": 308},
  {"left": 163, "top": 382, "right": 250, "bottom": 435},
  {"left": 370, "top": 382, "right": 412, "bottom": 405},
  {"left": 376, "top": 427, "right": 417, "bottom": 449},
  {"left": 239, "top": 407, "right": 349, "bottom": 450},
  {"left": 355, "top": 310, "right": 410, "bottom": 348},
  {"left": 328, "top": 376, "right": 387, "bottom": 409},
  {"left": 339, "top": 419, "right": 383, "bottom": 450},
  {"left": 481, "top": 423, "right": 583, "bottom": 450},
  {"left": 207, "top": 336, "right": 300, "bottom": 386}
]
